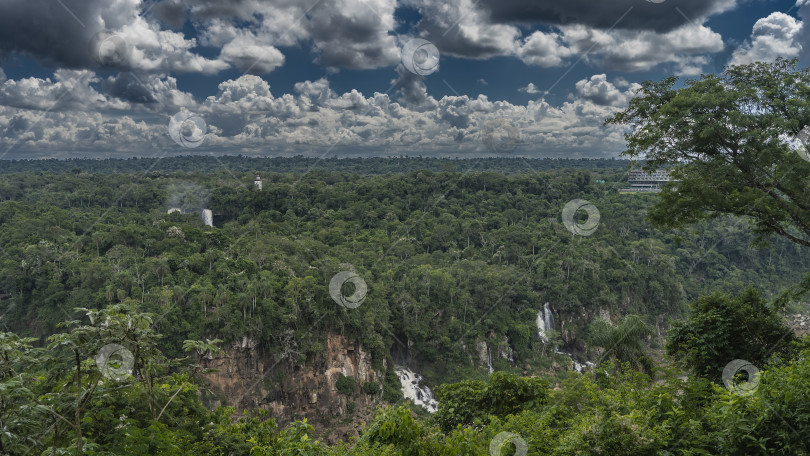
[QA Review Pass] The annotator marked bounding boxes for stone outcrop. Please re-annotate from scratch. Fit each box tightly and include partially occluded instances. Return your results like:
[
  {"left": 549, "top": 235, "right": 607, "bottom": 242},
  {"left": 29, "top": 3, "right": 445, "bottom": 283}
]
[
  {"left": 789, "top": 313, "right": 810, "bottom": 337},
  {"left": 200, "top": 332, "right": 383, "bottom": 442}
]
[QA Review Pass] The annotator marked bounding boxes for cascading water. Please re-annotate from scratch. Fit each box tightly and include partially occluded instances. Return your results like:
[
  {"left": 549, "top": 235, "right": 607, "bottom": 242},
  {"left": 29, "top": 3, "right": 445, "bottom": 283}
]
[
  {"left": 202, "top": 209, "right": 213, "bottom": 227},
  {"left": 487, "top": 346, "right": 494, "bottom": 374},
  {"left": 536, "top": 311, "right": 547, "bottom": 341},
  {"left": 536, "top": 303, "right": 593, "bottom": 373},
  {"left": 554, "top": 348, "right": 595, "bottom": 373},
  {"left": 537, "top": 302, "right": 554, "bottom": 342},
  {"left": 544, "top": 302, "right": 554, "bottom": 333},
  {"left": 395, "top": 367, "right": 439, "bottom": 413}
]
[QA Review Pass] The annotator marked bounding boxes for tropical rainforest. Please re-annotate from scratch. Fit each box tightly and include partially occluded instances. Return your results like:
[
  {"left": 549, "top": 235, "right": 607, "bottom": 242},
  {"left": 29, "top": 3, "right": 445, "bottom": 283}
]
[{"left": 2, "top": 60, "right": 810, "bottom": 455}]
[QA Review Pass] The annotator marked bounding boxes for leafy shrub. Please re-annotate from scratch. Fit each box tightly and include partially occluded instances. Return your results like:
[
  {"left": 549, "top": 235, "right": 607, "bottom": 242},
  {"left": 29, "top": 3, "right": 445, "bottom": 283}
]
[
  {"left": 360, "top": 406, "right": 433, "bottom": 456},
  {"left": 336, "top": 373, "right": 355, "bottom": 396},
  {"left": 382, "top": 368, "right": 403, "bottom": 403},
  {"left": 667, "top": 288, "right": 795, "bottom": 381},
  {"left": 433, "top": 372, "right": 549, "bottom": 432},
  {"left": 363, "top": 381, "right": 381, "bottom": 395}
]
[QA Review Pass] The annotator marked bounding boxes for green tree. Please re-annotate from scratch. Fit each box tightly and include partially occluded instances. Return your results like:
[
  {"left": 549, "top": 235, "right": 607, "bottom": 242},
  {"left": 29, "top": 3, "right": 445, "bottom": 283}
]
[
  {"left": 607, "top": 59, "right": 810, "bottom": 250},
  {"left": 666, "top": 288, "right": 794, "bottom": 382},
  {"left": 336, "top": 373, "right": 355, "bottom": 396},
  {"left": 587, "top": 314, "right": 654, "bottom": 373},
  {"left": 0, "top": 332, "right": 42, "bottom": 453},
  {"left": 433, "top": 372, "right": 548, "bottom": 432}
]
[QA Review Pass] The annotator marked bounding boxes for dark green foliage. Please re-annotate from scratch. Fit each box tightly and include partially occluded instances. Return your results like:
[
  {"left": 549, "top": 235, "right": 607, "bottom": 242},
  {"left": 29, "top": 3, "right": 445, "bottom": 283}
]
[
  {"left": 0, "top": 163, "right": 803, "bottom": 381},
  {"left": 0, "top": 156, "right": 631, "bottom": 175},
  {"left": 588, "top": 314, "right": 654, "bottom": 373},
  {"left": 336, "top": 373, "right": 355, "bottom": 396},
  {"left": 608, "top": 59, "right": 810, "bottom": 253},
  {"left": 667, "top": 288, "right": 795, "bottom": 382},
  {"left": 382, "top": 368, "right": 403, "bottom": 403},
  {"left": 363, "top": 381, "right": 381, "bottom": 395},
  {"left": 2, "top": 153, "right": 810, "bottom": 454},
  {"left": 506, "top": 324, "right": 533, "bottom": 358}
]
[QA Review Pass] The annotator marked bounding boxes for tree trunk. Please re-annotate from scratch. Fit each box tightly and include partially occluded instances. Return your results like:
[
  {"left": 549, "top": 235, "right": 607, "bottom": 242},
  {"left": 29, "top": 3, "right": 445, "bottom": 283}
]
[{"left": 74, "top": 350, "right": 83, "bottom": 455}]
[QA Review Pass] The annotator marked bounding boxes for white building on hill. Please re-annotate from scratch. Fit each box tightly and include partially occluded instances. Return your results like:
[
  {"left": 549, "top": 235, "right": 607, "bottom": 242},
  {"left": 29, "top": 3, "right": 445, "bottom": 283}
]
[{"left": 619, "top": 169, "right": 674, "bottom": 193}]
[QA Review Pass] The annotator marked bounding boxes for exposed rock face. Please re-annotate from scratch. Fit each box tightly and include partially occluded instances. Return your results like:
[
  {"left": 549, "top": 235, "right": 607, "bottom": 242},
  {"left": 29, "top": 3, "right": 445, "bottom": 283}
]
[
  {"left": 789, "top": 313, "right": 810, "bottom": 337},
  {"left": 200, "top": 333, "right": 383, "bottom": 441},
  {"left": 496, "top": 336, "right": 511, "bottom": 361},
  {"left": 476, "top": 340, "right": 489, "bottom": 368}
]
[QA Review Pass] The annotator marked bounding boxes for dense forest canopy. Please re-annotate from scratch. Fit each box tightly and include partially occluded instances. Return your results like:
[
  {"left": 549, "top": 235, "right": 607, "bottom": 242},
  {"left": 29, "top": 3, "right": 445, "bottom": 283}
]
[
  {"left": 1, "top": 58, "right": 810, "bottom": 456},
  {"left": 1, "top": 164, "right": 804, "bottom": 366},
  {"left": 0, "top": 156, "right": 629, "bottom": 175},
  {"left": 1, "top": 154, "right": 808, "bottom": 454}
]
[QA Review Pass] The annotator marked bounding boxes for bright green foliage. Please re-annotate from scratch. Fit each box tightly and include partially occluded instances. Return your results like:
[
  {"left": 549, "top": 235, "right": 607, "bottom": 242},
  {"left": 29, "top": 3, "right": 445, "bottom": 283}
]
[
  {"left": 587, "top": 314, "right": 654, "bottom": 373},
  {"left": 250, "top": 419, "right": 327, "bottom": 456},
  {"left": 0, "top": 333, "right": 41, "bottom": 454},
  {"left": 357, "top": 406, "right": 443, "bottom": 456},
  {"left": 433, "top": 378, "right": 486, "bottom": 432},
  {"left": 343, "top": 351, "right": 810, "bottom": 455},
  {"left": 3, "top": 317, "right": 810, "bottom": 454},
  {"left": 0, "top": 303, "right": 221, "bottom": 455},
  {"left": 433, "top": 371, "right": 549, "bottom": 432},
  {"left": 667, "top": 288, "right": 795, "bottom": 382}
]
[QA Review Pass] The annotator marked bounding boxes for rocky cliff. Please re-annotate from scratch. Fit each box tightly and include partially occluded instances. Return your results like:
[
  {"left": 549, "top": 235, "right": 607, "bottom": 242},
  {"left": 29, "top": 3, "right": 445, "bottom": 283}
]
[{"left": 200, "top": 332, "right": 384, "bottom": 442}]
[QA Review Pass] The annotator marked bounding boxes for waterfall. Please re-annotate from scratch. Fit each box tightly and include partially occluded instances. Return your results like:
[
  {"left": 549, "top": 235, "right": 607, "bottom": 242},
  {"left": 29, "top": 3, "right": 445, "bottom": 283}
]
[
  {"left": 202, "top": 209, "right": 213, "bottom": 227},
  {"left": 554, "top": 348, "right": 595, "bottom": 373},
  {"left": 536, "top": 310, "right": 547, "bottom": 341},
  {"left": 508, "top": 347, "right": 514, "bottom": 364},
  {"left": 537, "top": 302, "right": 554, "bottom": 342},
  {"left": 487, "top": 346, "right": 494, "bottom": 374},
  {"left": 544, "top": 302, "right": 554, "bottom": 332},
  {"left": 395, "top": 367, "right": 438, "bottom": 413},
  {"left": 534, "top": 303, "right": 593, "bottom": 373}
]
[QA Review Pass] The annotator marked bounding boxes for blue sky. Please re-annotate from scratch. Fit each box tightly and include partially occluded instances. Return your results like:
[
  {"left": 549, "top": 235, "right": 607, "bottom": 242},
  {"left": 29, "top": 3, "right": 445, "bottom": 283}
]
[{"left": 0, "top": 0, "right": 806, "bottom": 159}]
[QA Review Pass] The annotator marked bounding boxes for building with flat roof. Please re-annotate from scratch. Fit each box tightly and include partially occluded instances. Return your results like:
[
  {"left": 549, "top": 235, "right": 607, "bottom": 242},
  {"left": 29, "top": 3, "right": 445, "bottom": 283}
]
[{"left": 619, "top": 169, "right": 673, "bottom": 193}]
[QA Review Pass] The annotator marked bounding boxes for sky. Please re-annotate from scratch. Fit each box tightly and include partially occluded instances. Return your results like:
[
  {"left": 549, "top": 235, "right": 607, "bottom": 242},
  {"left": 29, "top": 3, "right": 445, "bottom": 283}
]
[{"left": 0, "top": 0, "right": 807, "bottom": 160}]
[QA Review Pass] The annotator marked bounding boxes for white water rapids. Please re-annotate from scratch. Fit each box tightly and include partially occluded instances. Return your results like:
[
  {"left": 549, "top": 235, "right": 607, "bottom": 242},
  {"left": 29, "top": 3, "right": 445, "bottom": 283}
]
[{"left": 396, "top": 367, "right": 438, "bottom": 413}]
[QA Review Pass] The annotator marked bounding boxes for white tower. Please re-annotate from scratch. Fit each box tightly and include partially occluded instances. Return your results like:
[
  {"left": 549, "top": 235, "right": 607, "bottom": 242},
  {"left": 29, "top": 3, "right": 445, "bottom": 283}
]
[{"left": 254, "top": 175, "right": 262, "bottom": 190}]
